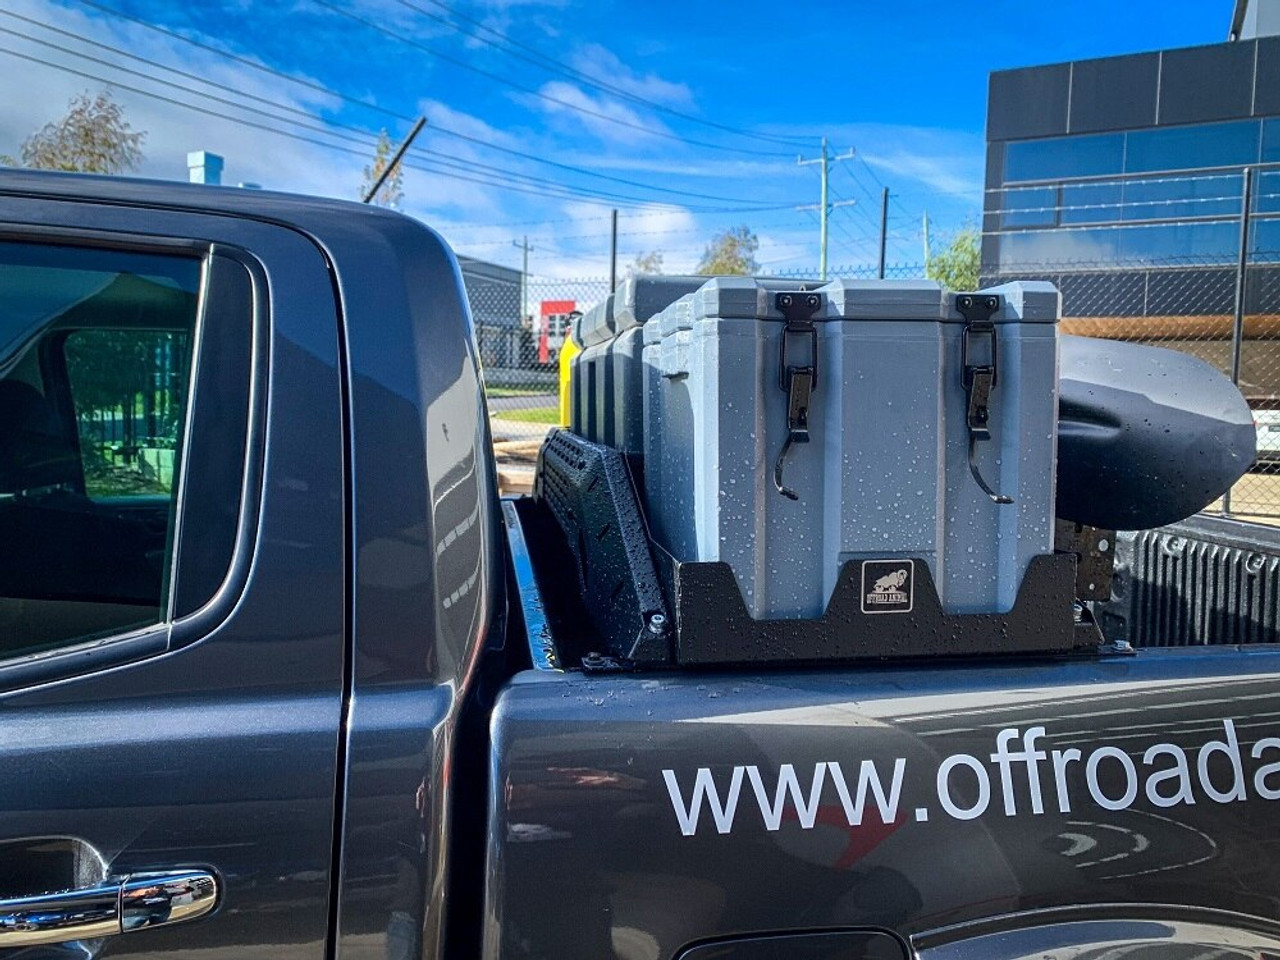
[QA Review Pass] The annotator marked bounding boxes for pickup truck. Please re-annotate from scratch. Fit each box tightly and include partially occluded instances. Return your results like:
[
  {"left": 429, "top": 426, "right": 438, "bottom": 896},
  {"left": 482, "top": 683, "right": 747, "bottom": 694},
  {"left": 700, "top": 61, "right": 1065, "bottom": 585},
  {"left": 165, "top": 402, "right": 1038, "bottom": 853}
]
[{"left": 1, "top": 169, "right": 1279, "bottom": 960}]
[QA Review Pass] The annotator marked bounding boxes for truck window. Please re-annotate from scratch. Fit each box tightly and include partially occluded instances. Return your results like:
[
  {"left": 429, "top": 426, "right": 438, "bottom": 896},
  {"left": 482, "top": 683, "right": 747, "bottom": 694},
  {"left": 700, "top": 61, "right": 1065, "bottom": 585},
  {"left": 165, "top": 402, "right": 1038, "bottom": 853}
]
[
  {"left": 64, "top": 328, "right": 190, "bottom": 501},
  {"left": 0, "top": 242, "right": 201, "bottom": 660}
]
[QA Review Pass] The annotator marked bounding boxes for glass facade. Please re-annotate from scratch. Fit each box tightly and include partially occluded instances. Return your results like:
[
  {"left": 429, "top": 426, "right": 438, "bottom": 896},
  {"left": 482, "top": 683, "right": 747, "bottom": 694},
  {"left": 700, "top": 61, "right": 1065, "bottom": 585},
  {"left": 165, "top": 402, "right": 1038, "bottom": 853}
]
[
  {"left": 993, "top": 117, "right": 1280, "bottom": 271},
  {"left": 1003, "top": 132, "right": 1125, "bottom": 183}
]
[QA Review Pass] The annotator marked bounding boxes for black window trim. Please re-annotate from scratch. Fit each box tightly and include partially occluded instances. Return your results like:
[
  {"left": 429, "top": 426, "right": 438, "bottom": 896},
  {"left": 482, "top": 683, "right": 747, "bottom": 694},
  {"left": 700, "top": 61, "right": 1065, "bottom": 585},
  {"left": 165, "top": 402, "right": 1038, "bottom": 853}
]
[
  {"left": 169, "top": 242, "right": 267, "bottom": 642},
  {"left": 0, "top": 223, "right": 266, "bottom": 690}
]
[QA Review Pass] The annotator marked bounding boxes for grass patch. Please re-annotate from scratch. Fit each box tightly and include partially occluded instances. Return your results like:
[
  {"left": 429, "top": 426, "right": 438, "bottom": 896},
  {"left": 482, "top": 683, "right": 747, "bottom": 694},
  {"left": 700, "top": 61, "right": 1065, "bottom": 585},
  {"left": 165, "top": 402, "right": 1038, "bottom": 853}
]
[
  {"left": 486, "top": 386, "right": 551, "bottom": 398},
  {"left": 495, "top": 406, "right": 560, "bottom": 425}
]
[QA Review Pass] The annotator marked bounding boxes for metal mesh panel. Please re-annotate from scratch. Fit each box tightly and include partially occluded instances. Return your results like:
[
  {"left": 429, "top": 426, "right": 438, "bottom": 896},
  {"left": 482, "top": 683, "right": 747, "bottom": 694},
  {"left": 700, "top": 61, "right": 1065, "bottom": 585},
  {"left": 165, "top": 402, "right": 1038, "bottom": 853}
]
[{"left": 989, "top": 253, "right": 1280, "bottom": 519}]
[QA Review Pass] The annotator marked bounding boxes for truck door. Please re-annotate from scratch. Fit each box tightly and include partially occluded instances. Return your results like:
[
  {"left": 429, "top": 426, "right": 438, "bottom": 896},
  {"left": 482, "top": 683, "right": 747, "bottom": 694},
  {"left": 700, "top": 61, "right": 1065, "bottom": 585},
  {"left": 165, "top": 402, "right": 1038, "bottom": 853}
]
[{"left": 0, "top": 196, "right": 346, "bottom": 957}]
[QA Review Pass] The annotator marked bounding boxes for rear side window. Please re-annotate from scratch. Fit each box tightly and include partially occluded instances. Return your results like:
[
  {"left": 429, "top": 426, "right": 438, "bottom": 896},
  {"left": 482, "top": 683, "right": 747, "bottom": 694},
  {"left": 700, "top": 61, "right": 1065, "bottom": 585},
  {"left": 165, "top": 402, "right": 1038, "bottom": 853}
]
[{"left": 0, "top": 242, "right": 201, "bottom": 658}]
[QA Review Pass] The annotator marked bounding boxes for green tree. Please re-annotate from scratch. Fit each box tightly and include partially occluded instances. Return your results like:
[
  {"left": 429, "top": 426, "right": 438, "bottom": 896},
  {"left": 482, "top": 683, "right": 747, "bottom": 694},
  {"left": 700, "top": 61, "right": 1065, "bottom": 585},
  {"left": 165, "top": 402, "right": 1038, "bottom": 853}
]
[
  {"left": 926, "top": 227, "right": 981, "bottom": 291},
  {"left": 696, "top": 225, "right": 759, "bottom": 275},
  {"left": 361, "top": 128, "right": 404, "bottom": 209},
  {"left": 18, "top": 90, "right": 145, "bottom": 174},
  {"left": 626, "top": 250, "right": 664, "bottom": 278}
]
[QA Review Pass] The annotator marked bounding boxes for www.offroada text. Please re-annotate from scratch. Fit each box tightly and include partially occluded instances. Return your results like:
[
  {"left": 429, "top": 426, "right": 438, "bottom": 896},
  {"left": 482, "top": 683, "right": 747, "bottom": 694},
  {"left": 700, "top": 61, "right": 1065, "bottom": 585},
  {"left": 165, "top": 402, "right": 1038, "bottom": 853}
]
[{"left": 662, "top": 720, "right": 1279, "bottom": 836}]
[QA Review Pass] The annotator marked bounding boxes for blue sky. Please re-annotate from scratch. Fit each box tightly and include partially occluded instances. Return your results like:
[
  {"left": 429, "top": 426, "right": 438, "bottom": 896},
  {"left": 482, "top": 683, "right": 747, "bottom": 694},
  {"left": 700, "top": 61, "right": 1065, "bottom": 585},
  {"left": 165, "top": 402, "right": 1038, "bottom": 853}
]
[{"left": 0, "top": 0, "right": 1234, "bottom": 276}]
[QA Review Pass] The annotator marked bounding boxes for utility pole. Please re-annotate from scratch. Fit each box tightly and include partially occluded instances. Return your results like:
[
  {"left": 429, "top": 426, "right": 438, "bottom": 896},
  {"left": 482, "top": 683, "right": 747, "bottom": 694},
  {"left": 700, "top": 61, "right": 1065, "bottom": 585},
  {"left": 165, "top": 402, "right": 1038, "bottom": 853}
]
[
  {"left": 797, "top": 136, "right": 855, "bottom": 280},
  {"left": 513, "top": 235, "right": 533, "bottom": 323},
  {"left": 610, "top": 209, "right": 618, "bottom": 291},
  {"left": 878, "top": 186, "right": 890, "bottom": 280},
  {"left": 922, "top": 210, "right": 931, "bottom": 273}
]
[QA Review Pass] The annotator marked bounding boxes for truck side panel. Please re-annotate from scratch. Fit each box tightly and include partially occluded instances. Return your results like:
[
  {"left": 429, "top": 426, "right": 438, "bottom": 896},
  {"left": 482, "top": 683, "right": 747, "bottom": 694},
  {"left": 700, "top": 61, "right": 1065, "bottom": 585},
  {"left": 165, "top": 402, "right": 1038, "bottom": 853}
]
[
  {"left": 485, "top": 651, "right": 1280, "bottom": 958},
  {"left": 318, "top": 206, "right": 504, "bottom": 960}
]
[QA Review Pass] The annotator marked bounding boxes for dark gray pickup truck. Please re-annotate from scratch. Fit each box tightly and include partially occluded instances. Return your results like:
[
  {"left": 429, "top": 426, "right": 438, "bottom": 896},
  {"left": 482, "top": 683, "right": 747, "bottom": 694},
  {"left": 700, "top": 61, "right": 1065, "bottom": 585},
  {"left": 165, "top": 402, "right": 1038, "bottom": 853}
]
[{"left": 1, "top": 170, "right": 1279, "bottom": 960}]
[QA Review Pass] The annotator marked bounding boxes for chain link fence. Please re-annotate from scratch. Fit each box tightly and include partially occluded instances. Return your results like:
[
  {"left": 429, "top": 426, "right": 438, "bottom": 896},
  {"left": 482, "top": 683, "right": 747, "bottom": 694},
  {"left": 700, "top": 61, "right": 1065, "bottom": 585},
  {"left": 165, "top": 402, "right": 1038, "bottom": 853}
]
[
  {"left": 465, "top": 258, "right": 1279, "bottom": 519},
  {"left": 994, "top": 252, "right": 1280, "bottom": 520}
]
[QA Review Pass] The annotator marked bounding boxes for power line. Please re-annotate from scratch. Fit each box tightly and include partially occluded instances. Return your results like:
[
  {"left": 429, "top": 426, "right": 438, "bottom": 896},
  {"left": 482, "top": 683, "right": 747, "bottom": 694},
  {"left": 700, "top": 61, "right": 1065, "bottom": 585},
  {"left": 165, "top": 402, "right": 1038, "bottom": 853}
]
[
  {"left": 831, "top": 168, "right": 886, "bottom": 236},
  {"left": 394, "top": 0, "right": 809, "bottom": 150},
  {"left": 0, "top": 45, "right": 698, "bottom": 210},
  {"left": 73, "top": 0, "right": 411, "bottom": 122},
  {"left": 7, "top": 14, "right": 795, "bottom": 210},
  {"left": 828, "top": 183, "right": 880, "bottom": 246},
  {"left": 444, "top": 205, "right": 806, "bottom": 237},
  {"left": 456, "top": 215, "right": 804, "bottom": 248},
  {"left": 0, "top": 34, "right": 803, "bottom": 212},
  {"left": 858, "top": 154, "right": 887, "bottom": 189},
  {"left": 309, "top": 0, "right": 798, "bottom": 159}
]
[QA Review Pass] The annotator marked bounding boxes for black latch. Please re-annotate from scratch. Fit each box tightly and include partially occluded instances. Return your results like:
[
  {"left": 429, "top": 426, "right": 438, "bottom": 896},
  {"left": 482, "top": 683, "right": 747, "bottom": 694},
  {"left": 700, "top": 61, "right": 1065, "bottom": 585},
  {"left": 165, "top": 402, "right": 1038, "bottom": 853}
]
[
  {"left": 773, "top": 291, "right": 823, "bottom": 501},
  {"left": 957, "top": 293, "right": 1013, "bottom": 505}
]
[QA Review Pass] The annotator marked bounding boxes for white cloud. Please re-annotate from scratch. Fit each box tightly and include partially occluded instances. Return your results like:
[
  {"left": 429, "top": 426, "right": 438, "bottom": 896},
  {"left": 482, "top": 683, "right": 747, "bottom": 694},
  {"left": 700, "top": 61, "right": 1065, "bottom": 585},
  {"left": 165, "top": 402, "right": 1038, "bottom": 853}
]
[
  {"left": 585, "top": 154, "right": 794, "bottom": 181},
  {"left": 568, "top": 43, "right": 694, "bottom": 108},
  {"left": 0, "top": 0, "right": 358, "bottom": 190},
  {"left": 0, "top": 0, "right": 529, "bottom": 219},
  {"left": 861, "top": 148, "right": 982, "bottom": 200},
  {"left": 523, "top": 79, "right": 673, "bottom": 145},
  {"left": 415, "top": 97, "right": 515, "bottom": 146},
  {"left": 468, "top": 0, "right": 571, "bottom": 8},
  {"left": 842, "top": 125, "right": 985, "bottom": 201}
]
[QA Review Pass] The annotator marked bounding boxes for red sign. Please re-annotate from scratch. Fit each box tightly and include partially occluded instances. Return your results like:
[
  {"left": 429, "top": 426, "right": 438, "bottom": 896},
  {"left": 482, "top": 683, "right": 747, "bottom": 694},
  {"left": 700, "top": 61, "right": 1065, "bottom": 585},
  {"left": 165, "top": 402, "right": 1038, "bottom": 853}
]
[
  {"left": 541, "top": 299, "right": 576, "bottom": 317},
  {"left": 538, "top": 300, "right": 576, "bottom": 364}
]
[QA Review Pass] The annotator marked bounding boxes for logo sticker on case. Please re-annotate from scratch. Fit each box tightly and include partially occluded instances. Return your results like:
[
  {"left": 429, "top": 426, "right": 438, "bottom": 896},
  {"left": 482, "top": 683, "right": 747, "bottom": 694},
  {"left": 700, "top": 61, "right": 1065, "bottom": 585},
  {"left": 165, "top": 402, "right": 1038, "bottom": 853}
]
[{"left": 861, "top": 559, "right": 914, "bottom": 615}]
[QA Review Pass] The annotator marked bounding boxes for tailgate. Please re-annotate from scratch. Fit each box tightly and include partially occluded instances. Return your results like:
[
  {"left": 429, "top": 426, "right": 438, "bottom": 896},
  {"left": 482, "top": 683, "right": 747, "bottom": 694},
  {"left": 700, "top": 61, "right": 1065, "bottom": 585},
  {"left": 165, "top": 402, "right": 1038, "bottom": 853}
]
[{"left": 483, "top": 651, "right": 1280, "bottom": 959}]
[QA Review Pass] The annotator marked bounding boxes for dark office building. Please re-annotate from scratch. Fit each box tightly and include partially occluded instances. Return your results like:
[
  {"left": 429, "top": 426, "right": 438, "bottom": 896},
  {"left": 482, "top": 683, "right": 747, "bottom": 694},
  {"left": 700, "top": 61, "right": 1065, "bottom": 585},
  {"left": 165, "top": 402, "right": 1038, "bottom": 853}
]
[
  {"left": 982, "top": 2, "right": 1280, "bottom": 300},
  {"left": 456, "top": 255, "right": 526, "bottom": 370},
  {"left": 982, "top": 1, "right": 1280, "bottom": 399},
  {"left": 457, "top": 255, "right": 521, "bottom": 326}
]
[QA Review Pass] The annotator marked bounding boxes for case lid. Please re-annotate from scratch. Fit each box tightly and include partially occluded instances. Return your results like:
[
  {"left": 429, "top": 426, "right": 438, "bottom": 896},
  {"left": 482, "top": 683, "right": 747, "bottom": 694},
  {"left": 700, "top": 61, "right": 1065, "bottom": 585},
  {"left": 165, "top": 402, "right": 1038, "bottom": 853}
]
[
  {"left": 671, "top": 278, "right": 1059, "bottom": 327},
  {"left": 613, "top": 276, "right": 707, "bottom": 333},
  {"left": 657, "top": 293, "right": 698, "bottom": 339},
  {"left": 578, "top": 293, "right": 616, "bottom": 347},
  {"left": 818, "top": 278, "right": 946, "bottom": 320},
  {"left": 942, "top": 281, "right": 1061, "bottom": 325},
  {"left": 643, "top": 314, "right": 664, "bottom": 346},
  {"left": 684, "top": 277, "right": 822, "bottom": 324}
]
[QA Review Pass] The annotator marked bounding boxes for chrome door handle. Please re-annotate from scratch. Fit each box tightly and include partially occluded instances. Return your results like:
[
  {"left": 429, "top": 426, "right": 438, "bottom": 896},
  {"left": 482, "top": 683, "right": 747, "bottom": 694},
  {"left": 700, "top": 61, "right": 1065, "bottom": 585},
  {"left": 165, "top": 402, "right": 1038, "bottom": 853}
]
[{"left": 0, "top": 869, "right": 218, "bottom": 946}]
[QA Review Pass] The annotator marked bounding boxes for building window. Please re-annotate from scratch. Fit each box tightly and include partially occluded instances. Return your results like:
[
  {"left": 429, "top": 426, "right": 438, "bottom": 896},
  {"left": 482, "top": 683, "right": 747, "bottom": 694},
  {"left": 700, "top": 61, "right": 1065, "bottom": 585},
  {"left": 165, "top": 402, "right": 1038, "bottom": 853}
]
[
  {"left": 999, "top": 227, "right": 1119, "bottom": 269},
  {"left": 1004, "top": 132, "right": 1124, "bottom": 183},
  {"left": 1000, "top": 185, "right": 1057, "bottom": 228},
  {"left": 1262, "top": 118, "right": 1280, "bottom": 163},
  {"left": 1251, "top": 219, "right": 1280, "bottom": 260},
  {"left": 1255, "top": 171, "right": 1280, "bottom": 214},
  {"left": 1060, "top": 181, "right": 1124, "bottom": 225},
  {"left": 1123, "top": 120, "right": 1260, "bottom": 174},
  {"left": 1121, "top": 173, "right": 1242, "bottom": 222},
  {"left": 1115, "top": 221, "right": 1240, "bottom": 261}
]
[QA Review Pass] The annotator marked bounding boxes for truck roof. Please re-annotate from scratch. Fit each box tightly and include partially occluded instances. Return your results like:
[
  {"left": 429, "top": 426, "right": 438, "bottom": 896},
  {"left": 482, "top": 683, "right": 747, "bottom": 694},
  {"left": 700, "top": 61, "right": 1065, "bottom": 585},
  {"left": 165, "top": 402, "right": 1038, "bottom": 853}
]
[{"left": 0, "top": 168, "right": 408, "bottom": 233}]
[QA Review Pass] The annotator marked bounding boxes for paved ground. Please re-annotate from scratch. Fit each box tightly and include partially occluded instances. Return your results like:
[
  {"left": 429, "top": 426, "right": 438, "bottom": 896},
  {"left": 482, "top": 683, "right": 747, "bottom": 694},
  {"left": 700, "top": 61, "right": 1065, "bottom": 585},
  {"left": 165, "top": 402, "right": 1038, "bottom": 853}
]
[{"left": 489, "top": 416, "right": 555, "bottom": 443}]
